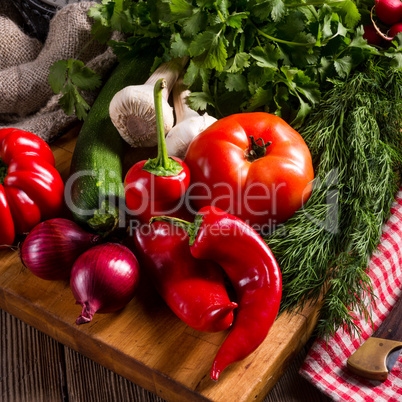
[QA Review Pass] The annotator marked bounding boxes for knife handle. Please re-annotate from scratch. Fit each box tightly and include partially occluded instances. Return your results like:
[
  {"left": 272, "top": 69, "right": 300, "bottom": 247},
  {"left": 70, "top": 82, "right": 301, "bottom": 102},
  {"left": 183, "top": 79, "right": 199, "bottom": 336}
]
[
  {"left": 347, "top": 295, "right": 402, "bottom": 381},
  {"left": 347, "top": 337, "right": 402, "bottom": 381},
  {"left": 375, "top": 295, "right": 402, "bottom": 341}
]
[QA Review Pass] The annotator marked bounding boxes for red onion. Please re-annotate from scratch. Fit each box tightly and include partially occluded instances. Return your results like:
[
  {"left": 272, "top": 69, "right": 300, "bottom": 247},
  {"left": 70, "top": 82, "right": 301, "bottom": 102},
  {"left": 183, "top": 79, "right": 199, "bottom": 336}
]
[
  {"left": 20, "top": 218, "right": 102, "bottom": 280},
  {"left": 70, "top": 243, "right": 140, "bottom": 325}
]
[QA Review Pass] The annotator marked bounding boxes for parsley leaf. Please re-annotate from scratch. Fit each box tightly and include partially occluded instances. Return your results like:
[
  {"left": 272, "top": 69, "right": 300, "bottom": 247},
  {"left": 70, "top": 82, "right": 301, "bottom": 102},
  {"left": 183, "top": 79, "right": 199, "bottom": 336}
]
[
  {"left": 48, "top": 59, "right": 102, "bottom": 120},
  {"left": 188, "top": 83, "right": 215, "bottom": 111},
  {"left": 189, "top": 30, "right": 228, "bottom": 71},
  {"left": 225, "top": 73, "right": 248, "bottom": 92},
  {"left": 225, "top": 52, "right": 250, "bottom": 73}
]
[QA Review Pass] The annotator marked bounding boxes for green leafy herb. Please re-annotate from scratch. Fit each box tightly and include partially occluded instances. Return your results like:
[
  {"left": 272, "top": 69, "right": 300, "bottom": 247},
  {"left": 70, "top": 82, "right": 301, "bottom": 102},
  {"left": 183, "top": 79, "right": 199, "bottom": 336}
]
[
  {"left": 48, "top": 59, "right": 102, "bottom": 120},
  {"left": 88, "top": 0, "right": 135, "bottom": 43},
  {"left": 86, "top": 0, "right": 396, "bottom": 127}
]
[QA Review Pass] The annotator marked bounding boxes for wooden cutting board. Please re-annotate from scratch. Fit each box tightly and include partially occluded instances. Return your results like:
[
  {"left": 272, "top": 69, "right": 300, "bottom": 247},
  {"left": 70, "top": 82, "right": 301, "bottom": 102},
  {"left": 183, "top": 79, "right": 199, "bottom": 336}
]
[{"left": 0, "top": 128, "right": 320, "bottom": 402}]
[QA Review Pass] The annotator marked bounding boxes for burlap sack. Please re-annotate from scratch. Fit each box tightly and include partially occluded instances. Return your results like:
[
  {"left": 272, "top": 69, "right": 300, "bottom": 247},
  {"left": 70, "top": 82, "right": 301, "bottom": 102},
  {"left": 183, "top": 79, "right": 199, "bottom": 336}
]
[
  {"left": 0, "top": 1, "right": 121, "bottom": 142},
  {"left": 0, "top": 15, "right": 42, "bottom": 69}
]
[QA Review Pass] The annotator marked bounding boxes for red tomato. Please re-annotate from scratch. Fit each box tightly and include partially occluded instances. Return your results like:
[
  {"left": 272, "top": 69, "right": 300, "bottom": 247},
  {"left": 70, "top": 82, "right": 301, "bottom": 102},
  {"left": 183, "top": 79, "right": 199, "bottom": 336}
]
[
  {"left": 184, "top": 112, "right": 314, "bottom": 230},
  {"left": 0, "top": 128, "right": 64, "bottom": 247}
]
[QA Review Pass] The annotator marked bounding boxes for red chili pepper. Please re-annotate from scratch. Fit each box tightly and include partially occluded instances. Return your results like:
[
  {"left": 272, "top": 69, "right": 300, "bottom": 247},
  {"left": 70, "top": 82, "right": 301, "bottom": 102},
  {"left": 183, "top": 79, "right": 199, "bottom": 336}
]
[
  {"left": 0, "top": 128, "right": 64, "bottom": 247},
  {"left": 152, "top": 206, "right": 282, "bottom": 380},
  {"left": 124, "top": 79, "right": 190, "bottom": 224},
  {"left": 132, "top": 220, "right": 237, "bottom": 332}
]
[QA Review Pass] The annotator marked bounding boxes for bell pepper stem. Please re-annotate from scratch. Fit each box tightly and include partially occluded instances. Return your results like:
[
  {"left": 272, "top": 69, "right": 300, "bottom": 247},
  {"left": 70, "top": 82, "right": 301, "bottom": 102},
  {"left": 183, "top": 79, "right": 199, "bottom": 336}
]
[
  {"left": 150, "top": 214, "right": 204, "bottom": 246},
  {"left": 142, "top": 79, "right": 183, "bottom": 177},
  {"left": 154, "top": 78, "right": 170, "bottom": 169}
]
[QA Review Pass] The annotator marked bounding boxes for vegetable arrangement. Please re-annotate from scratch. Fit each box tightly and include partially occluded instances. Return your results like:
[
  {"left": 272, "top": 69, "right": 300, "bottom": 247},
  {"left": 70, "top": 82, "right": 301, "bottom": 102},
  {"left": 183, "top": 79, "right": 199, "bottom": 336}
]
[
  {"left": 16, "top": 79, "right": 289, "bottom": 380},
  {"left": 82, "top": 0, "right": 402, "bottom": 338},
  {"left": 6, "top": 0, "right": 402, "bottom": 386}
]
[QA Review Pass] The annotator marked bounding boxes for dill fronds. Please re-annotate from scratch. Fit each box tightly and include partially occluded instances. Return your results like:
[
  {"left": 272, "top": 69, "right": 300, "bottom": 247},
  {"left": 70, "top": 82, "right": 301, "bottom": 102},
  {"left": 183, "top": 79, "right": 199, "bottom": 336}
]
[{"left": 265, "top": 59, "right": 402, "bottom": 338}]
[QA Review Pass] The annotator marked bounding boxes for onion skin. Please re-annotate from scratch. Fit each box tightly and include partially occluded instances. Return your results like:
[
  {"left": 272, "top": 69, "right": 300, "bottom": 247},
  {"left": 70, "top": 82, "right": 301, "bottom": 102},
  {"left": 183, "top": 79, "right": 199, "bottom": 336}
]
[
  {"left": 70, "top": 243, "right": 140, "bottom": 325},
  {"left": 20, "top": 218, "right": 101, "bottom": 281}
]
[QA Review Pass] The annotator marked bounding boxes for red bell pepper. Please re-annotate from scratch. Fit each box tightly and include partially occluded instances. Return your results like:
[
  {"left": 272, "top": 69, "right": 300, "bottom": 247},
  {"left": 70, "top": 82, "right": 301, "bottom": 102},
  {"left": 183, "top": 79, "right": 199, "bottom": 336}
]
[
  {"left": 124, "top": 79, "right": 190, "bottom": 224},
  {"left": 132, "top": 220, "right": 237, "bottom": 332},
  {"left": 152, "top": 206, "right": 282, "bottom": 380},
  {"left": 0, "top": 128, "right": 64, "bottom": 247},
  {"left": 0, "top": 185, "right": 15, "bottom": 247}
]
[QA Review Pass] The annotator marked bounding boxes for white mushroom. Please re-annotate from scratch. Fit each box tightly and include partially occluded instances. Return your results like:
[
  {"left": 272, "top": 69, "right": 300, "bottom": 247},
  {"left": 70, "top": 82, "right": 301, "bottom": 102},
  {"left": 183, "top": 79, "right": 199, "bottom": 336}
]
[
  {"left": 165, "top": 75, "right": 217, "bottom": 159},
  {"left": 109, "top": 57, "right": 188, "bottom": 147}
]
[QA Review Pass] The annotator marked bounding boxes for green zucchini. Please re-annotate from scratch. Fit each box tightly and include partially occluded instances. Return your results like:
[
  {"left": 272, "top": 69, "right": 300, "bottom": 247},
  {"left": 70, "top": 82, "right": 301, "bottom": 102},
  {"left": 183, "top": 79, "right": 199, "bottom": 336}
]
[{"left": 67, "top": 51, "right": 155, "bottom": 234}]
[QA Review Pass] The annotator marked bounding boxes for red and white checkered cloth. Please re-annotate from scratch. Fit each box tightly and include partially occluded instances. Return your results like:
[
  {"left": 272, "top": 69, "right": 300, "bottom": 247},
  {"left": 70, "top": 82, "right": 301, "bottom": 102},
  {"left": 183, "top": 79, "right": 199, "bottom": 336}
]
[{"left": 300, "top": 189, "right": 402, "bottom": 401}]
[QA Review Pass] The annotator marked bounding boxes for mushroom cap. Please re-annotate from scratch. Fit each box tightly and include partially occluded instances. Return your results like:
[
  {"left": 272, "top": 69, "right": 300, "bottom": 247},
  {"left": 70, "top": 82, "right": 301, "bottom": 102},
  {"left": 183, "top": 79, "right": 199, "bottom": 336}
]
[{"left": 109, "top": 85, "right": 174, "bottom": 147}]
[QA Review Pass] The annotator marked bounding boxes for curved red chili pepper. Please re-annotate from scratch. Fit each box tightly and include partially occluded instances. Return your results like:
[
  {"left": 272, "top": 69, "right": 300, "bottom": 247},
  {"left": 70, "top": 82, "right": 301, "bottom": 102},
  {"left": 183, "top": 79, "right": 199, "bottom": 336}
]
[
  {"left": 152, "top": 206, "right": 282, "bottom": 380},
  {"left": 132, "top": 220, "right": 237, "bottom": 332}
]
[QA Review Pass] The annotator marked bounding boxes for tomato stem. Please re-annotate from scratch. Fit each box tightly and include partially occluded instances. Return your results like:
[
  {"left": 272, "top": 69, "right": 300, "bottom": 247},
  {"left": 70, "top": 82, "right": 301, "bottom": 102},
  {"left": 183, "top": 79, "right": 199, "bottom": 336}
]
[{"left": 245, "top": 136, "right": 272, "bottom": 162}]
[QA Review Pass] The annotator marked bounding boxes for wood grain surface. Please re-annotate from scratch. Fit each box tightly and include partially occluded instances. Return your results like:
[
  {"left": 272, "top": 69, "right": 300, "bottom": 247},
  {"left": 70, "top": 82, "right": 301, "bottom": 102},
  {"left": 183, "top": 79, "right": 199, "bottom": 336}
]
[
  {"left": 0, "top": 309, "right": 331, "bottom": 402},
  {"left": 0, "top": 128, "right": 331, "bottom": 402}
]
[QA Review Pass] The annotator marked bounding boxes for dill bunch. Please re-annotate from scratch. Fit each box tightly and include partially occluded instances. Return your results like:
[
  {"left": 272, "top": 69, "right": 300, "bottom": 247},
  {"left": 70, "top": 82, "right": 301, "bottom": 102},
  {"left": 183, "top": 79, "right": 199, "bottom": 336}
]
[{"left": 265, "top": 59, "right": 402, "bottom": 338}]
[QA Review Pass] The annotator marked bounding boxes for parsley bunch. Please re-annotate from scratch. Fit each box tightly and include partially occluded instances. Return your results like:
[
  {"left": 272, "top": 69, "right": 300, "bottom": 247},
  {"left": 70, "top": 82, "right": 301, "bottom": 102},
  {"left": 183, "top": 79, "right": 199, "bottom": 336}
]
[{"left": 87, "top": 0, "right": 402, "bottom": 126}]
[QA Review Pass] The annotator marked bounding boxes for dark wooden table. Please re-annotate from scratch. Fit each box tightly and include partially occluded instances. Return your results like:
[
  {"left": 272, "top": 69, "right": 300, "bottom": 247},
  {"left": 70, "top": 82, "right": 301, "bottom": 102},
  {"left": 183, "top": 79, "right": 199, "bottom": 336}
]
[{"left": 0, "top": 307, "right": 331, "bottom": 401}]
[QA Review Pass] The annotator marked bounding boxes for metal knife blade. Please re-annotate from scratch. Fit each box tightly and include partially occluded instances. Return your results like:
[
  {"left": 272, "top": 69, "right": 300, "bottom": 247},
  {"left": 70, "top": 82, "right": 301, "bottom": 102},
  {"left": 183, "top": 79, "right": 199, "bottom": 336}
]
[{"left": 347, "top": 295, "right": 402, "bottom": 381}]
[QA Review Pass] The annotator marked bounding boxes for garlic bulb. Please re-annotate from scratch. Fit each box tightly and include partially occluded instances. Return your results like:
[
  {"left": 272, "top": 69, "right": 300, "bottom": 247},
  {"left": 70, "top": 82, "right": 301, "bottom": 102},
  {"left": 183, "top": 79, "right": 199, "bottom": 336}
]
[
  {"left": 109, "top": 57, "right": 188, "bottom": 148},
  {"left": 110, "top": 85, "right": 173, "bottom": 147},
  {"left": 166, "top": 76, "right": 217, "bottom": 159}
]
